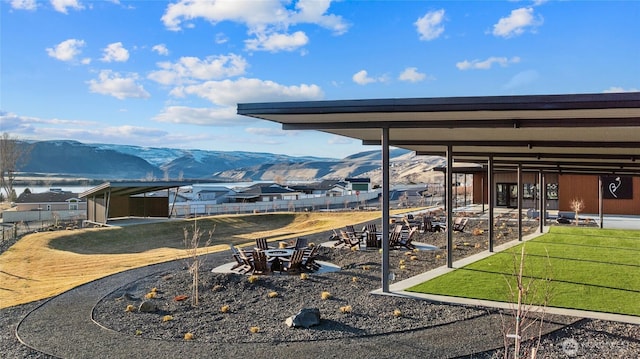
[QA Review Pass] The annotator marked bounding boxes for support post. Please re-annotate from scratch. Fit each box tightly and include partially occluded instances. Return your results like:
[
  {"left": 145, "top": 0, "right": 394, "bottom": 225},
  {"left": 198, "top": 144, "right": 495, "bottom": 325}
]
[
  {"left": 446, "top": 145, "right": 453, "bottom": 268},
  {"left": 488, "top": 156, "right": 494, "bottom": 252},
  {"left": 540, "top": 172, "right": 546, "bottom": 233},
  {"left": 381, "top": 127, "right": 391, "bottom": 292},
  {"left": 599, "top": 176, "right": 604, "bottom": 228},
  {"left": 517, "top": 163, "right": 523, "bottom": 241}
]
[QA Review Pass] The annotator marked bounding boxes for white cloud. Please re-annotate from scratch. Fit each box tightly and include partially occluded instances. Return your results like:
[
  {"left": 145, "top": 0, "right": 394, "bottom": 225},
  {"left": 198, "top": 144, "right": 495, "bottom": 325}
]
[
  {"left": 415, "top": 9, "right": 445, "bottom": 41},
  {"left": 245, "top": 127, "right": 292, "bottom": 136},
  {"left": 10, "top": 0, "right": 37, "bottom": 10},
  {"left": 148, "top": 53, "right": 248, "bottom": 86},
  {"left": 245, "top": 31, "right": 309, "bottom": 52},
  {"left": 603, "top": 87, "right": 640, "bottom": 93},
  {"left": 215, "top": 33, "right": 229, "bottom": 44},
  {"left": 46, "top": 39, "right": 86, "bottom": 62},
  {"left": 153, "top": 106, "right": 246, "bottom": 126},
  {"left": 161, "top": 0, "right": 348, "bottom": 52},
  {"left": 50, "top": 0, "right": 84, "bottom": 14},
  {"left": 503, "top": 69, "right": 539, "bottom": 90},
  {"left": 352, "top": 70, "right": 375, "bottom": 85},
  {"left": 456, "top": 56, "right": 521, "bottom": 70},
  {"left": 492, "top": 7, "right": 542, "bottom": 38},
  {"left": 87, "top": 70, "right": 150, "bottom": 100},
  {"left": 328, "top": 135, "right": 352, "bottom": 145},
  {"left": 352, "top": 70, "right": 388, "bottom": 85},
  {"left": 172, "top": 77, "right": 323, "bottom": 106},
  {"left": 101, "top": 42, "right": 129, "bottom": 62},
  {"left": 398, "top": 67, "right": 427, "bottom": 82},
  {"left": 152, "top": 44, "right": 170, "bottom": 56}
]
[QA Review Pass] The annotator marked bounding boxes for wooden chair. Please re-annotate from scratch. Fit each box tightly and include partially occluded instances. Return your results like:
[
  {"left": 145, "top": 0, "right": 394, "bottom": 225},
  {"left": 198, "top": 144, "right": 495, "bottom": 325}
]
[
  {"left": 420, "top": 216, "right": 434, "bottom": 233},
  {"left": 453, "top": 217, "right": 469, "bottom": 232},
  {"left": 282, "top": 249, "right": 305, "bottom": 273},
  {"left": 251, "top": 250, "right": 270, "bottom": 275},
  {"left": 255, "top": 237, "right": 270, "bottom": 250},
  {"left": 236, "top": 247, "right": 255, "bottom": 273},
  {"left": 229, "top": 245, "right": 251, "bottom": 273},
  {"left": 365, "top": 230, "right": 380, "bottom": 248},
  {"left": 388, "top": 231, "right": 403, "bottom": 248},
  {"left": 399, "top": 226, "right": 418, "bottom": 250},
  {"left": 340, "top": 229, "right": 361, "bottom": 249},
  {"left": 330, "top": 229, "right": 344, "bottom": 247},
  {"left": 293, "top": 237, "right": 308, "bottom": 249},
  {"left": 302, "top": 246, "right": 320, "bottom": 271}
]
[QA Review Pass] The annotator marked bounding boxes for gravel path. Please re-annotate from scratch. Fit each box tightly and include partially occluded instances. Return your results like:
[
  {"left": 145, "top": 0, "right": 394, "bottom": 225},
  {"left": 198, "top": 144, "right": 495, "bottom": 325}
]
[{"left": 2, "top": 221, "right": 640, "bottom": 358}]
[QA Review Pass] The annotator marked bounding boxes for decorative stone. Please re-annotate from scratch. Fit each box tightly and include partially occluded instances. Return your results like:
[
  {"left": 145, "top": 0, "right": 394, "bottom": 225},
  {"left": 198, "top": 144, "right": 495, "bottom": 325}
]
[
  {"left": 285, "top": 308, "right": 321, "bottom": 328},
  {"left": 138, "top": 300, "right": 157, "bottom": 313}
]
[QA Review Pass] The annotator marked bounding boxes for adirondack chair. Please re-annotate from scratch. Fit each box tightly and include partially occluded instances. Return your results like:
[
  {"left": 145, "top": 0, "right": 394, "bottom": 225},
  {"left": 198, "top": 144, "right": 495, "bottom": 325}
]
[
  {"left": 420, "top": 216, "right": 434, "bottom": 233},
  {"left": 302, "top": 246, "right": 320, "bottom": 271},
  {"left": 388, "top": 231, "right": 403, "bottom": 248},
  {"left": 229, "top": 245, "right": 251, "bottom": 273},
  {"left": 255, "top": 237, "right": 271, "bottom": 250},
  {"left": 365, "top": 230, "right": 380, "bottom": 248},
  {"left": 399, "top": 226, "right": 418, "bottom": 250},
  {"left": 293, "top": 237, "right": 308, "bottom": 249},
  {"left": 453, "top": 217, "right": 469, "bottom": 232},
  {"left": 340, "top": 229, "right": 361, "bottom": 249},
  {"left": 281, "top": 249, "right": 306, "bottom": 273},
  {"left": 251, "top": 250, "right": 270, "bottom": 275},
  {"left": 236, "top": 247, "right": 255, "bottom": 273}
]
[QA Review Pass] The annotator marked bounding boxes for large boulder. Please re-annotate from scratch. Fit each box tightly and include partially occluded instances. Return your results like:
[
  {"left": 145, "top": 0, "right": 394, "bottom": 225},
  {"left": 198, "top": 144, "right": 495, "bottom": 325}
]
[{"left": 285, "top": 308, "right": 321, "bottom": 328}]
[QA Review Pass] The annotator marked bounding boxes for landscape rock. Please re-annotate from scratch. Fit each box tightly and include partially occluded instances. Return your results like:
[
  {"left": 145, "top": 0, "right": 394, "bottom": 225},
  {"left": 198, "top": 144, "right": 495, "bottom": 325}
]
[
  {"left": 138, "top": 301, "right": 157, "bottom": 313},
  {"left": 285, "top": 308, "right": 321, "bottom": 328}
]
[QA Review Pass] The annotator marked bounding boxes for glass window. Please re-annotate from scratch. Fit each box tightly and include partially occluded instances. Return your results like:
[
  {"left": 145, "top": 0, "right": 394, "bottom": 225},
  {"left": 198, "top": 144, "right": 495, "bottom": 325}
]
[{"left": 522, "top": 184, "right": 536, "bottom": 199}]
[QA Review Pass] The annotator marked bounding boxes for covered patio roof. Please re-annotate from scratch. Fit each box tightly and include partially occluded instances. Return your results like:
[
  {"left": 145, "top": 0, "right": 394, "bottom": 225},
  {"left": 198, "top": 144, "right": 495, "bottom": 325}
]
[
  {"left": 238, "top": 92, "right": 640, "bottom": 293},
  {"left": 238, "top": 92, "right": 640, "bottom": 175}
]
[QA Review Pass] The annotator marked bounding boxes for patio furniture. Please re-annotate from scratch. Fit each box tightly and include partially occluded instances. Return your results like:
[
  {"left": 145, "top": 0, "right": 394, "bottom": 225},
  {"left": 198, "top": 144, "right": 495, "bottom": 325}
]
[
  {"left": 339, "top": 229, "right": 361, "bottom": 249},
  {"left": 399, "top": 226, "right": 418, "bottom": 250},
  {"left": 388, "top": 231, "right": 402, "bottom": 248},
  {"left": 255, "top": 237, "right": 271, "bottom": 250},
  {"left": 302, "top": 246, "right": 320, "bottom": 271},
  {"left": 292, "top": 237, "right": 308, "bottom": 249},
  {"left": 281, "top": 249, "right": 306, "bottom": 273},
  {"left": 252, "top": 250, "right": 271, "bottom": 275},
  {"left": 236, "top": 247, "right": 255, "bottom": 273},
  {"left": 364, "top": 230, "right": 380, "bottom": 248},
  {"left": 453, "top": 217, "right": 469, "bottom": 232},
  {"left": 229, "top": 245, "right": 251, "bottom": 273}
]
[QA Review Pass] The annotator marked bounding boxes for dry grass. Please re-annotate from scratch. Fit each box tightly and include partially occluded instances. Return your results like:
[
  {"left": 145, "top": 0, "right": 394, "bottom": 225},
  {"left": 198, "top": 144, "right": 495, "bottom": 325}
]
[{"left": 0, "top": 211, "right": 387, "bottom": 308}]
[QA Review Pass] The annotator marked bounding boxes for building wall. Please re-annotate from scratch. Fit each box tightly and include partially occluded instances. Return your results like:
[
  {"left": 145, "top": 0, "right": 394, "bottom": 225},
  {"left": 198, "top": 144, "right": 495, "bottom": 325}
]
[
  {"left": 472, "top": 172, "right": 559, "bottom": 209},
  {"left": 558, "top": 174, "right": 640, "bottom": 215}
]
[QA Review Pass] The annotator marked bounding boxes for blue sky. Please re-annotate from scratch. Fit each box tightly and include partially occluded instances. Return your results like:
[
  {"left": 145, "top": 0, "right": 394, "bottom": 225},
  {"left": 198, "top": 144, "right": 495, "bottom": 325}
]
[{"left": 1, "top": 0, "right": 639, "bottom": 159}]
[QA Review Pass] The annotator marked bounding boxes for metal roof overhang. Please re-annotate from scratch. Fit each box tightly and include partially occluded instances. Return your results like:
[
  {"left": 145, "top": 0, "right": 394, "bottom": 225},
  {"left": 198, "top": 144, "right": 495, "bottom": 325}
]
[
  {"left": 79, "top": 181, "right": 187, "bottom": 199},
  {"left": 237, "top": 92, "right": 640, "bottom": 174}
]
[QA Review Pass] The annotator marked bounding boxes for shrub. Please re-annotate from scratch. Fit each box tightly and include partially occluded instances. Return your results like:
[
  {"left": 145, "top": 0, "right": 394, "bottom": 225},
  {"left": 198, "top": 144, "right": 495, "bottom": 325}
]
[
  {"left": 339, "top": 305, "right": 352, "bottom": 313},
  {"left": 125, "top": 304, "right": 135, "bottom": 312},
  {"left": 249, "top": 326, "right": 260, "bottom": 333},
  {"left": 220, "top": 305, "right": 230, "bottom": 313},
  {"left": 351, "top": 276, "right": 358, "bottom": 282},
  {"left": 135, "top": 329, "right": 142, "bottom": 336},
  {"left": 321, "top": 291, "right": 332, "bottom": 300},
  {"left": 410, "top": 255, "right": 418, "bottom": 261},
  {"left": 300, "top": 273, "right": 309, "bottom": 280},
  {"left": 247, "top": 275, "right": 258, "bottom": 284},
  {"left": 268, "top": 291, "right": 278, "bottom": 298},
  {"left": 399, "top": 264, "right": 407, "bottom": 270},
  {"left": 399, "top": 259, "right": 406, "bottom": 265},
  {"left": 362, "top": 265, "right": 371, "bottom": 270},
  {"left": 144, "top": 291, "right": 156, "bottom": 299},
  {"left": 393, "top": 309, "right": 402, "bottom": 317},
  {"left": 162, "top": 315, "right": 173, "bottom": 322},
  {"left": 184, "top": 332, "right": 194, "bottom": 340}
]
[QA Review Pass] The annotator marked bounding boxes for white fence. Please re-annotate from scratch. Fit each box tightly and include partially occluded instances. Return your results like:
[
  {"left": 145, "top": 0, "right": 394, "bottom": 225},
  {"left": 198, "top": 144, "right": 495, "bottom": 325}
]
[
  {"left": 2, "top": 209, "right": 86, "bottom": 224},
  {"left": 172, "top": 191, "right": 381, "bottom": 217}
]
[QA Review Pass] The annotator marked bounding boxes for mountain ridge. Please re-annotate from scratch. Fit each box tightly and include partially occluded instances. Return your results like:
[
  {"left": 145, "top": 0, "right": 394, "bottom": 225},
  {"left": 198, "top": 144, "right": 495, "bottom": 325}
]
[{"left": 16, "top": 140, "right": 444, "bottom": 184}]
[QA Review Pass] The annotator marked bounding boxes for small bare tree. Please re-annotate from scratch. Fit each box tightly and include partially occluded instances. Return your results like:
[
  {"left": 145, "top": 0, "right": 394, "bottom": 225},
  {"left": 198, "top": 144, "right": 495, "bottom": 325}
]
[
  {"left": 500, "top": 245, "right": 553, "bottom": 359},
  {"left": 1, "top": 133, "right": 30, "bottom": 201},
  {"left": 183, "top": 220, "right": 214, "bottom": 307},
  {"left": 570, "top": 198, "right": 585, "bottom": 226}
]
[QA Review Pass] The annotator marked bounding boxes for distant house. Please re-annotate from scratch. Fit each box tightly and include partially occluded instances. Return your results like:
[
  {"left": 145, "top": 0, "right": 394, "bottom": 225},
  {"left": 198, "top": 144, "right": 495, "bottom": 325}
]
[
  {"left": 230, "top": 183, "right": 302, "bottom": 203},
  {"left": 3, "top": 190, "right": 86, "bottom": 223},
  {"left": 14, "top": 190, "right": 86, "bottom": 212}
]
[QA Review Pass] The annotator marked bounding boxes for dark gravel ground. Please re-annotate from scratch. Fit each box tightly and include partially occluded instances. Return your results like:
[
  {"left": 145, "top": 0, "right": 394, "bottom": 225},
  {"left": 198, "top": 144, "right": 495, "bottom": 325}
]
[{"left": 2, "top": 218, "right": 639, "bottom": 358}]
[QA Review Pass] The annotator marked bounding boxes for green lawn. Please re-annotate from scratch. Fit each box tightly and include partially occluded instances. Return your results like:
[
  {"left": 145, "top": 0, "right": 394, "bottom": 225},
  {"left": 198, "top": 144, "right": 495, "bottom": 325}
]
[{"left": 406, "top": 226, "right": 640, "bottom": 316}]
